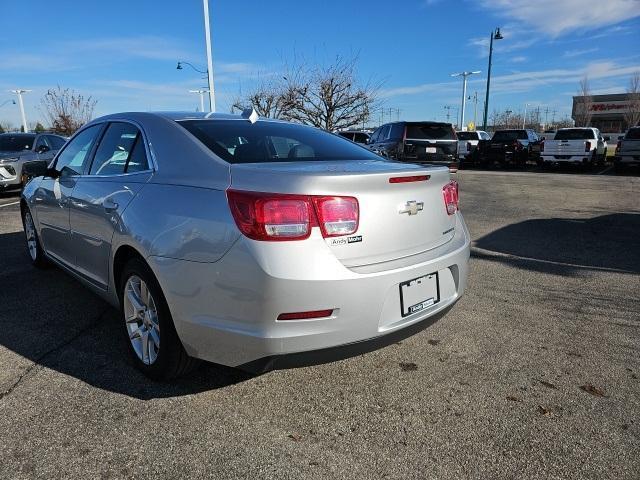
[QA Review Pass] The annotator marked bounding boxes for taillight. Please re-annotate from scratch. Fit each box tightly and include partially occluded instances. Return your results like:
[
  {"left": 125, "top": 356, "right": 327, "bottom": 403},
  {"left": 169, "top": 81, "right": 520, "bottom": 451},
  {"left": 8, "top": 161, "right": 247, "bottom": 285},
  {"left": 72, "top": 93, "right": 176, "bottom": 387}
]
[
  {"left": 540, "top": 140, "right": 544, "bottom": 152},
  {"left": 312, "top": 196, "right": 359, "bottom": 237},
  {"left": 443, "top": 180, "right": 459, "bottom": 215},
  {"left": 227, "top": 190, "right": 358, "bottom": 241},
  {"left": 585, "top": 141, "right": 591, "bottom": 152}
]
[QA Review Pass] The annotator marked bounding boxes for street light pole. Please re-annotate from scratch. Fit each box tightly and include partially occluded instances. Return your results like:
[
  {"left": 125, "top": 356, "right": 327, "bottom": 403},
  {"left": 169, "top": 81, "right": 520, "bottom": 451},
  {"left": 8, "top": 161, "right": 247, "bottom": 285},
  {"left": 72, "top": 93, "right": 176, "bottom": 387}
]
[
  {"left": 189, "top": 89, "right": 208, "bottom": 112},
  {"left": 451, "top": 71, "right": 480, "bottom": 131},
  {"left": 10, "top": 89, "right": 30, "bottom": 132},
  {"left": 202, "top": 0, "right": 216, "bottom": 112},
  {"left": 522, "top": 103, "right": 530, "bottom": 129},
  {"left": 482, "top": 28, "right": 503, "bottom": 131}
]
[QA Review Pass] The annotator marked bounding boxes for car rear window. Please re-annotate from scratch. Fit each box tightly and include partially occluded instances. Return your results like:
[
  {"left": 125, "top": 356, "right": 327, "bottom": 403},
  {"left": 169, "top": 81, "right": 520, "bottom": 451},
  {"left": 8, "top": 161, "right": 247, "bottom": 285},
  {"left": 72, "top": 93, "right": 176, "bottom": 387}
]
[
  {"left": 405, "top": 124, "right": 456, "bottom": 140},
  {"left": 492, "top": 130, "right": 527, "bottom": 141},
  {"left": 554, "top": 129, "right": 595, "bottom": 140},
  {"left": 178, "top": 120, "right": 380, "bottom": 164},
  {"left": 456, "top": 132, "right": 477, "bottom": 140},
  {"left": 0, "top": 134, "right": 36, "bottom": 152},
  {"left": 625, "top": 128, "right": 640, "bottom": 140}
]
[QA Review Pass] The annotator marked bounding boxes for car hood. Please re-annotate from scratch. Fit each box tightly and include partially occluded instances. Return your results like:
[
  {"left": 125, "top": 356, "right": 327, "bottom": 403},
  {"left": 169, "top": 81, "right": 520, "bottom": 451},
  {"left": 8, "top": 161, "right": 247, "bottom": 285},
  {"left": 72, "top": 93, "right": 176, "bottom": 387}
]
[{"left": 0, "top": 150, "right": 25, "bottom": 159}]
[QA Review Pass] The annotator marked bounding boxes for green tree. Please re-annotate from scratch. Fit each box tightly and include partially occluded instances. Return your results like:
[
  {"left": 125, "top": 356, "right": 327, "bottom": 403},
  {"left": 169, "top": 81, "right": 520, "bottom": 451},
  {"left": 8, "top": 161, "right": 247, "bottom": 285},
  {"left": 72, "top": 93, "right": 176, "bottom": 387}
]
[{"left": 34, "top": 122, "right": 45, "bottom": 133}]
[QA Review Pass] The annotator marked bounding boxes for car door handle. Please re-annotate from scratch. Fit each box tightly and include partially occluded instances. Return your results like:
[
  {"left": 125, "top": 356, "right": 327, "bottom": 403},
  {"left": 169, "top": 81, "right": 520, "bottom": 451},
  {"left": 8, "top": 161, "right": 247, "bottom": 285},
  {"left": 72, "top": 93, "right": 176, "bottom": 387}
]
[{"left": 103, "top": 199, "right": 119, "bottom": 212}]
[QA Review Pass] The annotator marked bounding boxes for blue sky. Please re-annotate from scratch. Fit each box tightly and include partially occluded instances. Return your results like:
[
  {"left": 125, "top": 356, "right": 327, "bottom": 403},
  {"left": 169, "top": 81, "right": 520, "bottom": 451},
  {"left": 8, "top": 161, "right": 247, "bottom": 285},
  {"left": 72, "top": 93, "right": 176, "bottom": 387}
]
[{"left": 1, "top": 0, "right": 639, "bottom": 128}]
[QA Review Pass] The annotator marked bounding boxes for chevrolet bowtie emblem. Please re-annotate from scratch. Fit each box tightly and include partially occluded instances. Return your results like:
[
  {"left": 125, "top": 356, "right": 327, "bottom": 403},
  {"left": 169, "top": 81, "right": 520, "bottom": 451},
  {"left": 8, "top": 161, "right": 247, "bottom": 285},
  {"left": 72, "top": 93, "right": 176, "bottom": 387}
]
[{"left": 399, "top": 200, "right": 424, "bottom": 215}]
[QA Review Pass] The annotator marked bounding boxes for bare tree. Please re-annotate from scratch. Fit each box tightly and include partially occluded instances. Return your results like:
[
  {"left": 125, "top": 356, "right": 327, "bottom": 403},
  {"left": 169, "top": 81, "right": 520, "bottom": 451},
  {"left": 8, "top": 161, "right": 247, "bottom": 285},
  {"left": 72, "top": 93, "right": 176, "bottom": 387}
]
[
  {"left": 554, "top": 116, "right": 574, "bottom": 129},
  {"left": 280, "top": 55, "right": 378, "bottom": 131},
  {"left": 40, "top": 86, "right": 97, "bottom": 136},
  {"left": 574, "top": 77, "right": 593, "bottom": 127},
  {"left": 624, "top": 72, "right": 640, "bottom": 129},
  {"left": 0, "top": 121, "right": 15, "bottom": 132},
  {"left": 231, "top": 79, "right": 289, "bottom": 119}
]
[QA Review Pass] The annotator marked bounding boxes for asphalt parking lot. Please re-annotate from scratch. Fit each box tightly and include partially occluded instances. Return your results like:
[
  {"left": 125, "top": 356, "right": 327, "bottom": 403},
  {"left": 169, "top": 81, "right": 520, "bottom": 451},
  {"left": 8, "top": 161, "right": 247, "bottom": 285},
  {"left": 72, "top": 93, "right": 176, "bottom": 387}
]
[{"left": 1, "top": 170, "right": 638, "bottom": 479}]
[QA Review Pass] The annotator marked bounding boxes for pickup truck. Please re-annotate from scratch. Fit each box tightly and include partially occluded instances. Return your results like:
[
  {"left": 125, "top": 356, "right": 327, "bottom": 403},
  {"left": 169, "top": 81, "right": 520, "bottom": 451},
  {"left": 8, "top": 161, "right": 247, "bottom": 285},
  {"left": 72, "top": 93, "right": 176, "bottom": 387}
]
[
  {"left": 540, "top": 127, "right": 608, "bottom": 168},
  {"left": 614, "top": 126, "right": 640, "bottom": 172},
  {"left": 473, "top": 129, "right": 542, "bottom": 167},
  {"left": 456, "top": 130, "right": 490, "bottom": 165}
]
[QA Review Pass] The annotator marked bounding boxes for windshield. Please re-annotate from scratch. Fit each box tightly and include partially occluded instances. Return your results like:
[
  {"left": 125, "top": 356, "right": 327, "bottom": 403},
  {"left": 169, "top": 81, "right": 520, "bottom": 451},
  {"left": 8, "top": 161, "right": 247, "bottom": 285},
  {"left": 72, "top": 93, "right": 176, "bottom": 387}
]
[
  {"left": 0, "top": 134, "right": 35, "bottom": 152},
  {"left": 178, "top": 120, "right": 381, "bottom": 164},
  {"left": 456, "top": 132, "right": 477, "bottom": 140},
  {"left": 405, "top": 123, "right": 456, "bottom": 140},
  {"left": 492, "top": 130, "right": 527, "bottom": 141},
  {"left": 625, "top": 127, "right": 640, "bottom": 140},
  {"left": 554, "top": 129, "right": 595, "bottom": 140}
]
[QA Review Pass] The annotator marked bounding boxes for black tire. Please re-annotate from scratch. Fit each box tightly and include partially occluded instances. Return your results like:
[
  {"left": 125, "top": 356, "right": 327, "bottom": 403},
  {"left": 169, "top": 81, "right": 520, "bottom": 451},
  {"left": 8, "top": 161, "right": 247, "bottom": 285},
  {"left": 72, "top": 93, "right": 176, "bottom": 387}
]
[
  {"left": 21, "top": 207, "right": 49, "bottom": 268},
  {"left": 119, "top": 257, "right": 199, "bottom": 380}
]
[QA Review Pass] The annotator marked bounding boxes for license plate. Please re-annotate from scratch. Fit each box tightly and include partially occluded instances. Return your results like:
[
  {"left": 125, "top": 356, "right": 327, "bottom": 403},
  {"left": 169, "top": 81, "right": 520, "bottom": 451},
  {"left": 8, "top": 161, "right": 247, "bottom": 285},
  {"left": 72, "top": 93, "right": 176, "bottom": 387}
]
[
  {"left": 426, "top": 147, "right": 437, "bottom": 154},
  {"left": 399, "top": 273, "right": 439, "bottom": 317}
]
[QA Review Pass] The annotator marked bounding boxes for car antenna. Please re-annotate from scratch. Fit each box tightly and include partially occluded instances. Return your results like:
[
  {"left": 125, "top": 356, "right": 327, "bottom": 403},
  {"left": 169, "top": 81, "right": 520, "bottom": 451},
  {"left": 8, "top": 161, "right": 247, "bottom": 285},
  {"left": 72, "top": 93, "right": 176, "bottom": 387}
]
[{"left": 241, "top": 107, "right": 259, "bottom": 124}]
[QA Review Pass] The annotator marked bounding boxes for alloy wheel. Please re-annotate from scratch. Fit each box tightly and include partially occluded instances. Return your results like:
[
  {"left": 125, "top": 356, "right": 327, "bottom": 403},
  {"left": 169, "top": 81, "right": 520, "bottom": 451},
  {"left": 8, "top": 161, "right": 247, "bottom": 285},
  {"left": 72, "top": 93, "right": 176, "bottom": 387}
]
[
  {"left": 123, "top": 275, "right": 161, "bottom": 365},
  {"left": 24, "top": 211, "right": 37, "bottom": 261}
]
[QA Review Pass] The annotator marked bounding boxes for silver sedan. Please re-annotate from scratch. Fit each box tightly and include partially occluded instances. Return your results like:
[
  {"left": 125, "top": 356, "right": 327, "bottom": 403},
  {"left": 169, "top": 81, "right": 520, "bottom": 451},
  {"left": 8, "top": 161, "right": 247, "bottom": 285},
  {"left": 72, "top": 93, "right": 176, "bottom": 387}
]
[{"left": 20, "top": 112, "right": 470, "bottom": 380}]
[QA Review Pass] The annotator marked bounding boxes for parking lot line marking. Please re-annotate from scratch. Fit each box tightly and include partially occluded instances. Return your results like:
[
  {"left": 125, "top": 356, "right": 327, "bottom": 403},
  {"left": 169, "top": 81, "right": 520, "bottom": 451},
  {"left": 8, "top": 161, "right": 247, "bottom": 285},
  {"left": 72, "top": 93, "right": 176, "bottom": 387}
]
[
  {"left": 471, "top": 246, "right": 636, "bottom": 275},
  {"left": 0, "top": 201, "right": 20, "bottom": 208}
]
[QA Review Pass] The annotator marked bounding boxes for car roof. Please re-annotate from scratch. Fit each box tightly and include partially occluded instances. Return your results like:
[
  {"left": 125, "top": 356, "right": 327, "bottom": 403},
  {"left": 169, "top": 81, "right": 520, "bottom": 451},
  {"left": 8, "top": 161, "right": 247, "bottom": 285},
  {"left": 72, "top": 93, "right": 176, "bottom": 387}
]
[
  {"left": 89, "top": 111, "right": 289, "bottom": 125},
  {"left": 0, "top": 132, "right": 36, "bottom": 137}
]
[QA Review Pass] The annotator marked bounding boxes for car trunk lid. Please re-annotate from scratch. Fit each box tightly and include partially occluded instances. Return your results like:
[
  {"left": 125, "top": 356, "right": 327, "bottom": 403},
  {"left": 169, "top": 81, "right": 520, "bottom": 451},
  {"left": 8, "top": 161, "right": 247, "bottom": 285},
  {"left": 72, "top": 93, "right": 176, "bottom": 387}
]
[{"left": 229, "top": 160, "right": 456, "bottom": 267}]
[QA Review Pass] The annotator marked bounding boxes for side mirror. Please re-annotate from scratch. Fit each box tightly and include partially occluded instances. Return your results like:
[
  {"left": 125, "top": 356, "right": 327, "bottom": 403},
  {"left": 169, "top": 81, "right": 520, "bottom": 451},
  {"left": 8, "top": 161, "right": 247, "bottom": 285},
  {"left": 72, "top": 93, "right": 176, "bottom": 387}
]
[
  {"left": 36, "top": 145, "right": 50, "bottom": 154},
  {"left": 22, "top": 160, "right": 49, "bottom": 178},
  {"left": 604, "top": 136, "right": 610, "bottom": 142}
]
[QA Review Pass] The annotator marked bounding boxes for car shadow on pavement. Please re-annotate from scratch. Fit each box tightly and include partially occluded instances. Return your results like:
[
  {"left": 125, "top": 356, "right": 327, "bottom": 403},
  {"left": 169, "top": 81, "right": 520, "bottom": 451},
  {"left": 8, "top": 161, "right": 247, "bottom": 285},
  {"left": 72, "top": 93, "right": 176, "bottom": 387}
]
[
  {"left": 0, "top": 231, "right": 254, "bottom": 400},
  {"left": 473, "top": 213, "right": 640, "bottom": 276}
]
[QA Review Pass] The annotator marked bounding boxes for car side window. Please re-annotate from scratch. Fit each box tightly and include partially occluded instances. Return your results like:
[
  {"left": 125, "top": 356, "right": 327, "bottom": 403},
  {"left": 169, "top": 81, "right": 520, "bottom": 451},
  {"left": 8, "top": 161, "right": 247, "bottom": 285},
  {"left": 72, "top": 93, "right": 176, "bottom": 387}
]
[
  {"left": 89, "top": 122, "right": 148, "bottom": 175},
  {"left": 369, "top": 128, "right": 380, "bottom": 144},
  {"left": 54, "top": 125, "right": 103, "bottom": 176},
  {"left": 34, "top": 136, "right": 50, "bottom": 151},
  {"left": 379, "top": 125, "right": 391, "bottom": 141},
  {"left": 46, "top": 135, "right": 66, "bottom": 150},
  {"left": 389, "top": 124, "right": 404, "bottom": 140}
]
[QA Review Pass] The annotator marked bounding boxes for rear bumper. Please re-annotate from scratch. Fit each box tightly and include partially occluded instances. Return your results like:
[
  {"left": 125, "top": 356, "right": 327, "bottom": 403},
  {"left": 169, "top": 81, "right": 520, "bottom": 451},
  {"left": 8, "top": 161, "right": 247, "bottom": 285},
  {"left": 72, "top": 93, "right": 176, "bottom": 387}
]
[
  {"left": 148, "top": 213, "right": 471, "bottom": 368},
  {"left": 541, "top": 155, "right": 590, "bottom": 164}
]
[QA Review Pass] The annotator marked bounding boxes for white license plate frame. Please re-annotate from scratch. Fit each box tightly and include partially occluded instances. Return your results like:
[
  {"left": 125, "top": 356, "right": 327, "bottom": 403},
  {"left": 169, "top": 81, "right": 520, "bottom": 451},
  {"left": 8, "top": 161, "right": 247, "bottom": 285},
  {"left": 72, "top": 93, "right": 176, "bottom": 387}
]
[
  {"left": 399, "top": 273, "right": 440, "bottom": 317},
  {"left": 425, "top": 147, "right": 437, "bottom": 154}
]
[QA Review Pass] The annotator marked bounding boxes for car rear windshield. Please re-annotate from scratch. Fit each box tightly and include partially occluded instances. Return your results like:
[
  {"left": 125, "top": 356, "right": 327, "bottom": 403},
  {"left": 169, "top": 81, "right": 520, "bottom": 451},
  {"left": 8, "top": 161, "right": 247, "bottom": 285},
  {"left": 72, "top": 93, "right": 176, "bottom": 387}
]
[
  {"left": 456, "top": 132, "right": 477, "bottom": 140},
  {"left": 492, "top": 130, "right": 527, "bottom": 141},
  {"left": 178, "top": 120, "right": 381, "bottom": 163},
  {"left": 0, "top": 134, "right": 35, "bottom": 152},
  {"left": 405, "top": 124, "right": 456, "bottom": 140},
  {"left": 625, "top": 128, "right": 640, "bottom": 140},
  {"left": 554, "top": 129, "right": 595, "bottom": 140}
]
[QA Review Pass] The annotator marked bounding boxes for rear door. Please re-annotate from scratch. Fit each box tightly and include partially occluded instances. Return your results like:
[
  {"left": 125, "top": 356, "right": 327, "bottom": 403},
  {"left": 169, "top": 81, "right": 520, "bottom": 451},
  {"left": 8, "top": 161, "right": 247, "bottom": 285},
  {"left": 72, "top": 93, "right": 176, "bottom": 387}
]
[{"left": 68, "top": 121, "right": 152, "bottom": 289}]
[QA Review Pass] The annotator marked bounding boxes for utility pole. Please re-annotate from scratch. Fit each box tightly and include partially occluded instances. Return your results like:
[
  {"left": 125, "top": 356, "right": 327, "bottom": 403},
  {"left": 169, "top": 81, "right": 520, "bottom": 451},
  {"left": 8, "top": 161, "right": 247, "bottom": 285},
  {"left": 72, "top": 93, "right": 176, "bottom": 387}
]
[
  {"left": 468, "top": 91, "right": 479, "bottom": 128},
  {"left": 505, "top": 109, "right": 512, "bottom": 129},
  {"left": 482, "top": 28, "right": 504, "bottom": 131},
  {"left": 9, "top": 89, "right": 31, "bottom": 132},
  {"left": 444, "top": 105, "right": 454, "bottom": 124},
  {"left": 551, "top": 109, "right": 557, "bottom": 126},
  {"left": 451, "top": 71, "right": 480, "bottom": 131},
  {"left": 202, "top": 0, "right": 216, "bottom": 112},
  {"left": 189, "top": 89, "right": 209, "bottom": 112},
  {"left": 543, "top": 107, "right": 550, "bottom": 128}
]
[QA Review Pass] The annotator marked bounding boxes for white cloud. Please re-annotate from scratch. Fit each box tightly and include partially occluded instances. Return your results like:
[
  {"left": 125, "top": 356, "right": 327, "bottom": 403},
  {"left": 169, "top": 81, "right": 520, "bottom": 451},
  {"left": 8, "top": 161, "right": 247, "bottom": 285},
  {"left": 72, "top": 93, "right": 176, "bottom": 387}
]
[
  {"left": 381, "top": 60, "right": 640, "bottom": 100},
  {"left": 563, "top": 48, "right": 599, "bottom": 58},
  {"left": 478, "top": 0, "right": 640, "bottom": 36},
  {"left": 510, "top": 56, "right": 528, "bottom": 63}
]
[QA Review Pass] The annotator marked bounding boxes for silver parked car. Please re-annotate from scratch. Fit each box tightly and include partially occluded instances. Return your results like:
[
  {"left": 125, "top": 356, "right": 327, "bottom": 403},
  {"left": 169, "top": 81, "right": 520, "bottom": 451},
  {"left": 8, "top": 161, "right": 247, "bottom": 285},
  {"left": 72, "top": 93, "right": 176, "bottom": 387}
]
[
  {"left": 20, "top": 112, "right": 470, "bottom": 379},
  {"left": 0, "top": 132, "right": 67, "bottom": 190}
]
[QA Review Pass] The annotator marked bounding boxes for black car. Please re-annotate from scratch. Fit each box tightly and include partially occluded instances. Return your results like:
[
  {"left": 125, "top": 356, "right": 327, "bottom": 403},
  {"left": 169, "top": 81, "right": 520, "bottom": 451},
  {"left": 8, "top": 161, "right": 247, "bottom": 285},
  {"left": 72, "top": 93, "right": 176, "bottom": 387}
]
[
  {"left": 366, "top": 121, "right": 458, "bottom": 167},
  {"left": 474, "top": 129, "right": 541, "bottom": 166},
  {"left": 337, "top": 130, "right": 371, "bottom": 144}
]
